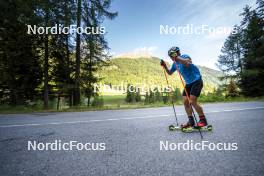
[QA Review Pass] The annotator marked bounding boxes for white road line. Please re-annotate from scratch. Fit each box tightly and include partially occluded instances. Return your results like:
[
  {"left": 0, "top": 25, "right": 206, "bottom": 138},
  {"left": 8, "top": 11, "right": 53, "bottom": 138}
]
[
  {"left": 0, "top": 114, "right": 172, "bottom": 128},
  {"left": 0, "top": 107, "right": 263, "bottom": 128},
  {"left": 206, "top": 106, "right": 264, "bottom": 113}
]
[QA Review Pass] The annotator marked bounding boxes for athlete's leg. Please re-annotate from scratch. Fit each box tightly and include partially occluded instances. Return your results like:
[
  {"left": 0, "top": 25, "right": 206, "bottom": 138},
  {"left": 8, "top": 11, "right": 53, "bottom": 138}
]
[
  {"left": 189, "top": 79, "right": 207, "bottom": 127},
  {"left": 189, "top": 95, "right": 204, "bottom": 116},
  {"left": 182, "top": 95, "right": 195, "bottom": 127},
  {"left": 183, "top": 96, "right": 192, "bottom": 116},
  {"left": 190, "top": 95, "right": 207, "bottom": 127}
]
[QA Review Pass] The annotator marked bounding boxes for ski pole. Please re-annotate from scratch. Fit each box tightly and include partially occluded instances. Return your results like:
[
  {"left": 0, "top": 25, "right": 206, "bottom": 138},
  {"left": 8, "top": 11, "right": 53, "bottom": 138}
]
[
  {"left": 173, "top": 61, "right": 203, "bottom": 139},
  {"left": 162, "top": 67, "right": 179, "bottom": 126}
]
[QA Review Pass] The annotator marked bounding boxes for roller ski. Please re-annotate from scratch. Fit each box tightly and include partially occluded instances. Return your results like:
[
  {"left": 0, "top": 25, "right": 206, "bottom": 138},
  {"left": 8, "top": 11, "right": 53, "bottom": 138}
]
[
  {"left": 169, "top": 116, "right": 194, "bottom": 131},
  {"left": 169, "top": 124, "right": 213, "bottom": 132}
]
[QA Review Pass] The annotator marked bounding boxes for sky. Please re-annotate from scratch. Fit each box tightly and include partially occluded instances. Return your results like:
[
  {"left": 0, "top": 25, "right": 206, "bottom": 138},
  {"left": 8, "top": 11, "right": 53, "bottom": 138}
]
[{"left": 103, "top": 0, "right": 256, "bottom": 70}]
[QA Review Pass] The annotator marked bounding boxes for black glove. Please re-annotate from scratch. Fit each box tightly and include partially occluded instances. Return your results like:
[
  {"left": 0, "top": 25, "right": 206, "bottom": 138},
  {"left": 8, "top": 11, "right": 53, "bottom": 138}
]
[{"left": 160, "top": 59, "right": 166, "bottom": 67}]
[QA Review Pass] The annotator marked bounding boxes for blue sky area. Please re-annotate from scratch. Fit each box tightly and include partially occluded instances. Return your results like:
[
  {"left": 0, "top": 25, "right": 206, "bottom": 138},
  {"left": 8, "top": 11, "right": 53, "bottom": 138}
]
[{"left": 103, "top": 0, "right": 256, "bottom": 69}]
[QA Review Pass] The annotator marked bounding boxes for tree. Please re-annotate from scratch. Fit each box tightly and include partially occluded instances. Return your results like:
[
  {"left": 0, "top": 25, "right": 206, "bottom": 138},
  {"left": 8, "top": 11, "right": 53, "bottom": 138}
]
[
  {"left": 135, "top": 88, "right": 141, "bottom": 102},
  {"left": 43, "top": 0, "right": 51, "bottom": 109},
  {"left": 154, "top": 88, "right": 162, "bottom": 102},
  {"left": 149, "top": 90, "right": 155, "bottom": 103},
  {"left": 226, "top": 80, "right": 239, "bottom": 97},
  {"left": 240, "top": 5, "right": 264, "bottom": 96},
  {"left": 256, "top": 0, "right": 264, "bottom": 18},
  {"left": 126, "top": 84, "right": 135, "bottom": 103},
  {"left": 51, "top": 0, "right": 75, "bottom": 107},
  {"left": 0, "top": 0, "right": 117, "bottom": 109},
  {"left": 36, "top": 0, "right": 76, "bottom": 109},
  {"left": 217, "top": 1, "right": 264, "bottom": 97},
  {"left": 217, "top": 25, "right": 244, "bottom": 75},
  {"left": 73, "top": 0, "right": 82, "bottom": 105},
  {"left": 81, "top": 0, "right": 117, "bottom": 106},
  {"left": 0, "top": 0, "right": 42, "bottom": 105},
  {"left": 162, "top": 92, "right": 169, "bottom": 104},
  {"left": 144, "top": 92, "right": 149, "bottom": 104}
]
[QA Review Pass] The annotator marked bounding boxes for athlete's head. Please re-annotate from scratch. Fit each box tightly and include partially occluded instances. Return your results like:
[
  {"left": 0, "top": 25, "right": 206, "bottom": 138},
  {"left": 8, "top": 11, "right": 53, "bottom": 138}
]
[{"left": 168, "top": 46, "right": 180, "bottom": 60}]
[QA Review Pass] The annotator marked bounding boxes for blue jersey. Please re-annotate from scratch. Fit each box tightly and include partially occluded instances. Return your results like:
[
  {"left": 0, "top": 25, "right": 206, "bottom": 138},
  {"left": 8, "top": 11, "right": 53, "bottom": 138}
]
[{"left": 170, "top": 54, "right": 201, "bottom": 85}]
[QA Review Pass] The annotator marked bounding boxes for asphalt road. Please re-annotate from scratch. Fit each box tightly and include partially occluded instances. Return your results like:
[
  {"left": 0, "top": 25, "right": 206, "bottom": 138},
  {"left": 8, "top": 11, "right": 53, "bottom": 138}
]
[{"left": 1, "top": 101, "right": 264, "bottom": 176}]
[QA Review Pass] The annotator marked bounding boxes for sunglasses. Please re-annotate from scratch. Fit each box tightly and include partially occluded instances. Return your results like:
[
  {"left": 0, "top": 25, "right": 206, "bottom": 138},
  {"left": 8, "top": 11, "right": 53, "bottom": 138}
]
[{"left": 170, "top": 52, "right": 177, "bottom": 58}]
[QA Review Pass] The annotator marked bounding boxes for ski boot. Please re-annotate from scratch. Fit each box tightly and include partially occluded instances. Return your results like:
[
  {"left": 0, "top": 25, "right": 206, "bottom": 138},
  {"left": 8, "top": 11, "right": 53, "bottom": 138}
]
[
  {"left": 197, "top": 116, "right": 208, "bottom": 127},
  {"left": 181, "top": 116, "right": 195, "bottom": 129}
]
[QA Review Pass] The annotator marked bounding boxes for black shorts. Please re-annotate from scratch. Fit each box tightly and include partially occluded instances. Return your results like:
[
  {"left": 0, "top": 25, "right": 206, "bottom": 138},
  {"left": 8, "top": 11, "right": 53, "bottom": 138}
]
[{"left": 182, "top": 79, "right": 203, "bottom": 97}]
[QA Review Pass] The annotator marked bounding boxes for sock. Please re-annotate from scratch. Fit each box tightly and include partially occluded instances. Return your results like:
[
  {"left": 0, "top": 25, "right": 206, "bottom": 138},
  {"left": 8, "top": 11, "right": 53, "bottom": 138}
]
[
  {"left": 199, "top": 115, "right": 207, "bottom": 125},
  {"left": 188, "top": 116, "right": 194, "bottom": 119},
  {"left": 199, "top": 115, "right": 205, "bottom": 120},
  {"left": 188, "top": 116, "right": 194, "bottom": 125}
]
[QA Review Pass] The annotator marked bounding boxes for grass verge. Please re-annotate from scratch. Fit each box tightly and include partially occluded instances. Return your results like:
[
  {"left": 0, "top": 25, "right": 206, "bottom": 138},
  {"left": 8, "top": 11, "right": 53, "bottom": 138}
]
[{"left": 0, "top": 95, "right": 263, "bottom": 114}]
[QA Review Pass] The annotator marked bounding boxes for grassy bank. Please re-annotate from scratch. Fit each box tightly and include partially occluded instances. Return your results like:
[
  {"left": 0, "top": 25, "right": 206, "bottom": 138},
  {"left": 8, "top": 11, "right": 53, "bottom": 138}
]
[{"left": 0, "top": 95, "right": 263, "bottom": 114}]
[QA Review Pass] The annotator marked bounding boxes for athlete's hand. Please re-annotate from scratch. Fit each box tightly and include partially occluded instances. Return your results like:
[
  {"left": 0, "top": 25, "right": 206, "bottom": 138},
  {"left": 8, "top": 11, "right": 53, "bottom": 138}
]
[
  {"left": 160, "top": 59, "right": 166, "bottom": 67},
  {"left": 183, "top": 59, "right": 192, "bottom": 66}
]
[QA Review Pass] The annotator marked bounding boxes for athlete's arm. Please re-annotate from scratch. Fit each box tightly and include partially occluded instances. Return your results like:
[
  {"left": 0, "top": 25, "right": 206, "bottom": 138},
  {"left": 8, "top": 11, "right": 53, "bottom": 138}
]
[
  {"left": 164, "top": 64, "right": 174, "bottom": 75},
  {"left": 174, "top": 56, "right": 192, "bottom": 67},
  {"left": 160, "top": 60, "right": 174, "bottom": 75}
]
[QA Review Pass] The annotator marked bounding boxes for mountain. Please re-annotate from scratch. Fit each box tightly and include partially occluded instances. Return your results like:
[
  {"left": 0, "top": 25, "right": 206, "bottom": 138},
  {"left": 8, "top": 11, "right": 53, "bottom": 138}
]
[
  {"left": 113, "top": 52, "right": 153, "bottom": 59},
  {"left": 97, "top": 57, "right": 223, "bottom": 94}
]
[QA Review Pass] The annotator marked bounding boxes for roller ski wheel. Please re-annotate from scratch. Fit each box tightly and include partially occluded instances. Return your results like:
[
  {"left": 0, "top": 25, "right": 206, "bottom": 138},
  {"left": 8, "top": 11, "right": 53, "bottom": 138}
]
[
  {"left": 181, "top": 126, "right": 193, "bottom": 133},
  {"left": 181, "top": 125, "right": 213, "bottom": 132},
  {"left": 206, "top": 125, "right": 213, "bottom": 131},
  {"left": 168, "top": 125, "right": 181, "bottom": 131}
]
